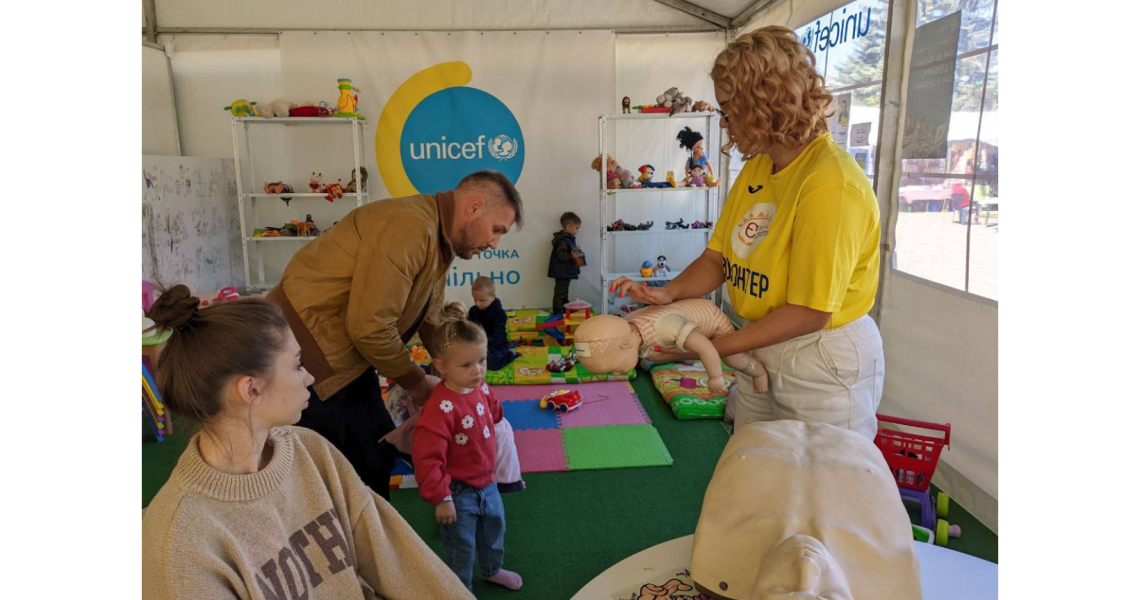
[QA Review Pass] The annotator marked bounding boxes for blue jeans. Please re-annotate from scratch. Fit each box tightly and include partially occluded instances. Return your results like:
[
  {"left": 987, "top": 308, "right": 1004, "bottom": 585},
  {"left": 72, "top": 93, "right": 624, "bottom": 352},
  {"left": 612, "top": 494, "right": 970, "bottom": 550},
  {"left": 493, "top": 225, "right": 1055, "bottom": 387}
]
[{"left": 439, "top": 480, "right": 506, "bottom": 590}]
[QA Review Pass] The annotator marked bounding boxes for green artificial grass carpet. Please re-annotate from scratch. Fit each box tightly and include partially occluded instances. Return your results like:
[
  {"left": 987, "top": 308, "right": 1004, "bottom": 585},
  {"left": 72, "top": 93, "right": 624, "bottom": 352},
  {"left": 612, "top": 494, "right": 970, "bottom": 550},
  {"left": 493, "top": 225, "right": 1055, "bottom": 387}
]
[{"left": 143, "top": 369, "right": 998, "bottom": 599}]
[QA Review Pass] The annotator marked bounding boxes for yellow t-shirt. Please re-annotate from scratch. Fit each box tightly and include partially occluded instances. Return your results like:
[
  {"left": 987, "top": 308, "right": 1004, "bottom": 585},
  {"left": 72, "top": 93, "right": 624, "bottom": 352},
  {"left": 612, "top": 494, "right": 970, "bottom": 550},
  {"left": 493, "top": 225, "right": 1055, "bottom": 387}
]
[{"left": 708, "top": 133, "right": 880, "bottom": 329}]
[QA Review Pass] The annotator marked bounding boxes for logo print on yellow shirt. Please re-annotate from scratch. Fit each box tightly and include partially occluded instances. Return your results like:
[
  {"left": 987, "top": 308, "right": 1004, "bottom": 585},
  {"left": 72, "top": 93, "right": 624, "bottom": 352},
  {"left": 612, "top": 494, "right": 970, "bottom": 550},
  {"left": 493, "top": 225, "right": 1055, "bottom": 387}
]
[{"left": 731, "top": 202, "right": 776, "bottom": 259}]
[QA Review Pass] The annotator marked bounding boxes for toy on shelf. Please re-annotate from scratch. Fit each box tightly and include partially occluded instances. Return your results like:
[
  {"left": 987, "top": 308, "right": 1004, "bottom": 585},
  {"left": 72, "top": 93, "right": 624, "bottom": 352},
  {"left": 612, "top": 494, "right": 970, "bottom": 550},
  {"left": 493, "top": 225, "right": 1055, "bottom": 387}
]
[
  {"left": 592, "top": 154, "right": 637, "bottom": 190},
  {"left": 263, "top": 181, "right": 295, "bottom": 205},
  {"left": 297, "top": 214, "right": 321, "bottom": 237},
  {"left": 640, "top": 260, "right": 655, "bottom": 278},
  {"left": 223, "top": 99, "right": 258, "bottom": 117},
  {"left": 873, "top": 413, "right": 957, "bottom": 546},
  {"left": 665, "top": 218, "right": 690, "bottom": 230},
  {"left": 539, "top": 389, "right": 582, "bottom": 412},
  {"left": 682, "top": 166, "right": 708, "bottom": 188},
  {"left": 324, "top": 179, "right": 345, "bottom": 202},
  {"left": 309, "top": 172, "right": 323, "bottom": 193},
  {"left": 636, "top": 165, "right": 677, "bottom": 188},
  {"left": 689, "top": 220, "right": 713, "bottom": 229},
  {"left": 344, "top": 167, "right": 368, "bottom": 193},
  {"left": 692, "top": 100, "right": 716, "bottom": 112},
  {"left": 289, "top": 101, "right": 333, "bottom": 117},
  {"left": 333, "top": 78, "right": 365, "bottom": 119},
  {"left": 677, "top": 127, "right": 720, "bottom": 187},
  {"left": 653, "top": 255, "right": 670, "bottom": 278},
  {"left": 607, "top": 219, "right": 654, "bottom": 232},
  {"left": 621, "top": 96, "right": 631, "bottom": 114}
]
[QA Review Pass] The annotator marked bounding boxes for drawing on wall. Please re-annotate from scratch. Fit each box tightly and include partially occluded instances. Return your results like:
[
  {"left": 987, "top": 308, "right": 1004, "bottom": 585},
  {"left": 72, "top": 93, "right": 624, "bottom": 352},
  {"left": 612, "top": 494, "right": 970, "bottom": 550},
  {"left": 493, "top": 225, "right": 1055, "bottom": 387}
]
[{"left": 142, "top": 156, "right": 241, "bottom": 295}]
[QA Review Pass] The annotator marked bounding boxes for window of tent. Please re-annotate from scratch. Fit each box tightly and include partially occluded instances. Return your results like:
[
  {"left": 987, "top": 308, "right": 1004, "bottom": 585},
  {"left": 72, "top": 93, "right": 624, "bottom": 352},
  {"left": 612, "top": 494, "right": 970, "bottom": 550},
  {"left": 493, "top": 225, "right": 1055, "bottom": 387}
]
[
  {"left": 894, "top": 0, "right": 998, "bottom": 301},
  {"left": 725, "top": 0, "right": 890, "bottom": 193}
]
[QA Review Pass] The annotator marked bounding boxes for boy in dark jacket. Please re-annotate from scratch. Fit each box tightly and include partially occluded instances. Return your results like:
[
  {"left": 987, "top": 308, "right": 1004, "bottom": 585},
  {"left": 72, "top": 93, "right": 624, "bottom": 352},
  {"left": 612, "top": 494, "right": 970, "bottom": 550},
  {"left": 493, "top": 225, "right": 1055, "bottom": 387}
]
[
  {"left": 468, "top": 276, "right": 518, "bottom": 371},
  {"left": 548, "top": 212, "right": 582, "bottom": 315}
]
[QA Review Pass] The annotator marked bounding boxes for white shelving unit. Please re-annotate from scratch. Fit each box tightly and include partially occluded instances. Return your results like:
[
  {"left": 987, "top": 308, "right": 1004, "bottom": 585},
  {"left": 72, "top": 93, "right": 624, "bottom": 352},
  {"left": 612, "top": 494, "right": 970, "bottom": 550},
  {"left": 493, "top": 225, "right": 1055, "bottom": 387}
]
[
  {"left": 230, "top": 117, "right": 369, "bottom": 291},
  {"left": 597, "top": 112, "right": 726, "bottom": 313}
]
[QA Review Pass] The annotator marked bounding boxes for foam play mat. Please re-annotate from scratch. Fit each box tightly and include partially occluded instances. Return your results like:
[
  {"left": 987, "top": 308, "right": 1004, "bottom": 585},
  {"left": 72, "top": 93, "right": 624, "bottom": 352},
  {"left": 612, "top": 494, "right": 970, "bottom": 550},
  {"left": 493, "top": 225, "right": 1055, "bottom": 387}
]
[
  {"left": 390, "top": 382, "right": 673, "bottom": 487},
  {"left": 484, "top": 345, "right": 635, "bottom": 386},
  {"left": 650, "top": 363, "right": 736, "bottom": 420}
]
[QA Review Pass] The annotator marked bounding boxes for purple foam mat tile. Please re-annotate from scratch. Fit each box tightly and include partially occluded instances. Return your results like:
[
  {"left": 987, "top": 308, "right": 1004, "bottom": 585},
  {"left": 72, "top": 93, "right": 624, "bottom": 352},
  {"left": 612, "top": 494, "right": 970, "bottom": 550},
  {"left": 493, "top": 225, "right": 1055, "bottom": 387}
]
[
  {"left": 492, "top": 384, "right": 560, "bottom": 402},
  {"left": 559, "top": 381, "right": 651, "bottom": 428},
  {"left": 513, "top": 428, "right": 569, "bottom": 473}
]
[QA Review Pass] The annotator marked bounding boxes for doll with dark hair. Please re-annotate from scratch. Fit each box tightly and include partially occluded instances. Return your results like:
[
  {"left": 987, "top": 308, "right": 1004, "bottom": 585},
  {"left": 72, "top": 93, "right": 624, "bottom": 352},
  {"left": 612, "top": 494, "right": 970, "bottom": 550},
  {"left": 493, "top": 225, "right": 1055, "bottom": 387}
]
[{"left": 676, "top": 127, "right": 719, "bottom": 187}]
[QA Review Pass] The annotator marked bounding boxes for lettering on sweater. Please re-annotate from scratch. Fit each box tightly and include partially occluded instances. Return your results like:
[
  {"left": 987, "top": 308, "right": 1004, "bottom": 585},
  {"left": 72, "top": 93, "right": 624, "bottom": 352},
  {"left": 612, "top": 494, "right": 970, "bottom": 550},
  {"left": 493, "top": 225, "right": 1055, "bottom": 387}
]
[{"left": 255, "top": 508, "right": 355, "bottom": 600}]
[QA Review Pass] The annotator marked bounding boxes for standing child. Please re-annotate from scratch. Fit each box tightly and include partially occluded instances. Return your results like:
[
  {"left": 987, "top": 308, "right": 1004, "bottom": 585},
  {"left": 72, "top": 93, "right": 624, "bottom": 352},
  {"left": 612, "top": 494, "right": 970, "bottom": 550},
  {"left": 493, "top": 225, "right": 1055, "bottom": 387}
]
[
  {"left": 468, "top": 276, "right": 518, "bottom": 371},
  {"left": 548, "top": 212, "right": 582, "bottom": 315},
  {"left": 412, "top": 318, "right": 524, "bottom": 592}
]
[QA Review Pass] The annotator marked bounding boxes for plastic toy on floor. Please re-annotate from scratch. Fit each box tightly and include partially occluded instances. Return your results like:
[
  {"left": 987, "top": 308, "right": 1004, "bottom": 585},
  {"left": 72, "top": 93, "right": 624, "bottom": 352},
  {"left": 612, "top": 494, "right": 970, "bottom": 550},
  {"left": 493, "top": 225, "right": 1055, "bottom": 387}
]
[
  {"left": 539, "top": 389, "right": 582, "bottom": 412},
  {"left": 874, "top": 414, "right": 959, "bottom": 546}
]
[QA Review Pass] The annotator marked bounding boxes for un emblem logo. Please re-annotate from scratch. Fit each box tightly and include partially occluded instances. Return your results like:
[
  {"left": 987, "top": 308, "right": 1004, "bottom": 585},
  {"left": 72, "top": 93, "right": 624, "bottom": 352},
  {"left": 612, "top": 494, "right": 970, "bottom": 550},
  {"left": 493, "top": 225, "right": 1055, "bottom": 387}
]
[{"left": 489, "top": 135, "right": 519, "bottom": 161}]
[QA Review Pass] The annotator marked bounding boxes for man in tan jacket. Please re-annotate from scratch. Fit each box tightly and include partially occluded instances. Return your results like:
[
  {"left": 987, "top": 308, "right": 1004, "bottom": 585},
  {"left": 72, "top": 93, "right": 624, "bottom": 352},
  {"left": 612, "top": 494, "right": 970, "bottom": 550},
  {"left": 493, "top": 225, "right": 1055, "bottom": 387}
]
[{"left": 267, "top": 170, "right": 523, "bottom": 498}]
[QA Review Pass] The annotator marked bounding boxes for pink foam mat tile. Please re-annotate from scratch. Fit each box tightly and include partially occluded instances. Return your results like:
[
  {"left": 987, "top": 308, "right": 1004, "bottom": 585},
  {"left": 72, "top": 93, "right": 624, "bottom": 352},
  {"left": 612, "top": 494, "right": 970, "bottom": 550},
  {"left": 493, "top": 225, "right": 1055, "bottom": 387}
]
[
  {"left": 559, "top": 382, "right": 651, "bottom": 428},
  {"left": 513, "top": 428, "right": 569, "bottom": 473},
  {"left": 493, "top": 384, "right": 561, "bottom": 402}
]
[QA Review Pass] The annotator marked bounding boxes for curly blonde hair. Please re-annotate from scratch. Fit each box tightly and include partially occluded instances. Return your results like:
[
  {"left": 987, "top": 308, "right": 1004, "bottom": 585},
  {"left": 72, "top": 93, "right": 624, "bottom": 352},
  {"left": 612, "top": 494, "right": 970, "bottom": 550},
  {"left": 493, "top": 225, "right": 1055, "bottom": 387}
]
[{"left": 711, "top": 26, "right": 833, "bottom": 160}]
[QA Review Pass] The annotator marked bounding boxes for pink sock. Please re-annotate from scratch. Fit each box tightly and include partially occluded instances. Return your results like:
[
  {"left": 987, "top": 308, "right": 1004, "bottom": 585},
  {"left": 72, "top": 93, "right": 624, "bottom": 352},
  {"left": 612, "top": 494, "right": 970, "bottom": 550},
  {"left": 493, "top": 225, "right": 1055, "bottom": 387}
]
[{"left": 486, "top": 568, "right": 523, "bottom": 590}]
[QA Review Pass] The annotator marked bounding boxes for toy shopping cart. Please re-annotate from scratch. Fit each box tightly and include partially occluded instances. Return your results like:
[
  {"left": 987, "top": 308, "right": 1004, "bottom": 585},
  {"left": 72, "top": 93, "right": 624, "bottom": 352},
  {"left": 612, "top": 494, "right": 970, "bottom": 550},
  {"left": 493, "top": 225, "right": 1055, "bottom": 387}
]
[{"left": 875, "top": 414, "right": 958, "bottom": 545}]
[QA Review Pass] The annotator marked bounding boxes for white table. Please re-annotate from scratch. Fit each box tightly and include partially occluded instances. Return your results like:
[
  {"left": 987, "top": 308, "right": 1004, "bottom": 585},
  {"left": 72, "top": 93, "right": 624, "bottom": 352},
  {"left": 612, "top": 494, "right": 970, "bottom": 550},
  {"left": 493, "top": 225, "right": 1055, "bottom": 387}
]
[{"left": 570, "top": 535, "right": 997, "bottom": 600}]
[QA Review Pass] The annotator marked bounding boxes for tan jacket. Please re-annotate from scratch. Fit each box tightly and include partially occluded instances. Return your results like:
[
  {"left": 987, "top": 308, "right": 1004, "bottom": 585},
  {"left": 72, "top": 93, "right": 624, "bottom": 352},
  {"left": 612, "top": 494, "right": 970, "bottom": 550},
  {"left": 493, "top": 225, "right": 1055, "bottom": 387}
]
[{"left": 268, "top": 192, "right": 455, "bottom": 400}]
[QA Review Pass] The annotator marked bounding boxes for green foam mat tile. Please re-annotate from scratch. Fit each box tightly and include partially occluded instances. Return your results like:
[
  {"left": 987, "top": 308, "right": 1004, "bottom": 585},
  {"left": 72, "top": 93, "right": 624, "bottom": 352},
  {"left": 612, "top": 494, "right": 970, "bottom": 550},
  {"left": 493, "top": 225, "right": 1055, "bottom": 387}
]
[{"left": 562, "top": 424, "right": 674, "bottom": 470}]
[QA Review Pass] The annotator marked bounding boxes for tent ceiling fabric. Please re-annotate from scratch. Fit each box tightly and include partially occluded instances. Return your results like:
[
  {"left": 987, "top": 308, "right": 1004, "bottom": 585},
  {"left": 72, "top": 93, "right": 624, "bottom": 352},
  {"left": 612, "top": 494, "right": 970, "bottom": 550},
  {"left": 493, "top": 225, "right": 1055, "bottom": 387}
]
[{"left": 152, "top": 0, "right": 771, "bottom": 32}]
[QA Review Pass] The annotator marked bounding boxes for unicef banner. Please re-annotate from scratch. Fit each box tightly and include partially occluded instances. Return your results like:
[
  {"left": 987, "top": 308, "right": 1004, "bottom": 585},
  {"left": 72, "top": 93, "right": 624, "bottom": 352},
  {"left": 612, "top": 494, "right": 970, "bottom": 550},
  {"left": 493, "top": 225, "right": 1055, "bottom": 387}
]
[{"left": 280, "top": 31, "right": 615, "bottom": 309}]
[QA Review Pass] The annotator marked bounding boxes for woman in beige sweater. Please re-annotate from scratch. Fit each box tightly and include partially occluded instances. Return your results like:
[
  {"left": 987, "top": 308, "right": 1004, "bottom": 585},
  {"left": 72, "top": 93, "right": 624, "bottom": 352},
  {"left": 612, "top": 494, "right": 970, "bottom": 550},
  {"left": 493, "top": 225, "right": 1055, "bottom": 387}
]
[{"left": 142, "top": 285, "right": 472, "bottom": 600}]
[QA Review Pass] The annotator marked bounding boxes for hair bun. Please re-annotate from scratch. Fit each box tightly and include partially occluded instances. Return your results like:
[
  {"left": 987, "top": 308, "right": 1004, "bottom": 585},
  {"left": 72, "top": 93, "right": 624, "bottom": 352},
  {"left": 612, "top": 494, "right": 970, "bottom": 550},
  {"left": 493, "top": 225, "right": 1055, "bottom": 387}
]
[
  {"left": 147, "top": 284, "right": 201, "bottom": 331},
  {"left": 442, "top": 301, "right": 467, "bottom": 321}
]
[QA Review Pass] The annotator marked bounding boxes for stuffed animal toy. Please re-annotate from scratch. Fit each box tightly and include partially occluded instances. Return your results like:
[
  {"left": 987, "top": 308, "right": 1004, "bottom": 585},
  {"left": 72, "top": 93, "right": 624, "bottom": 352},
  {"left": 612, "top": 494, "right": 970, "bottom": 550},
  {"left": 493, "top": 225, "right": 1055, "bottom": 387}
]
[
  {"left": 324, "top": 179, "right": 344, "bottom": 202},
  {"left": 263, "top": 181, "right": 296, "bottom": 205},
  {"left": 682, "top": 166, "right": 707, "bottom": 188},
  {"left": 637, "top": 165, "right": 677, "bottom": 188},
  {"left": 309, "top": 172, "right": 323, "bottom": 193},
  {"left": 692, "top": 100, "right": 713, "bottom": 112},
  {"left": 344, "top": 167, "right": 368, "bottom": 193},
  {"left": 265, "top": 98, "right": 297, "bottom": 118},
  {"left": 592, "top": 154, "right": 636, "bottom": 189},
  {"left": 223, "top": 99, "right": 258, "bottom": 117},
  {"left": 670, "top": 95, "right": 693, "bottom": 116},
  {"left": 653, "top": 255, "right": 670, "bottom": 278}
]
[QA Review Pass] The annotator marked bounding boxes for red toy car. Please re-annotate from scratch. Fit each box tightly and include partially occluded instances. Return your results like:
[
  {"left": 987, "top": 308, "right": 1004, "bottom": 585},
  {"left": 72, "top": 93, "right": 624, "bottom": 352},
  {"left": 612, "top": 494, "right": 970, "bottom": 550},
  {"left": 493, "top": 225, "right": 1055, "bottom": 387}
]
[{"left": 539, "top": 389, "right": 582, "bottom": 413}]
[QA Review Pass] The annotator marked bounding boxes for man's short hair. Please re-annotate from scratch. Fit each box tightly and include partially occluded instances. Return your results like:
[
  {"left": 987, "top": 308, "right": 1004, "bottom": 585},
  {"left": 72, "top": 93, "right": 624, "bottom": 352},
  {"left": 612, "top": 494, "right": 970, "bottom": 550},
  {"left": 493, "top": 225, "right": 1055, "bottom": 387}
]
[
  {"left": 560, "top": 212, "right": 582, "bottom": 227},
  {"left": 457, "top": 170, "right": 524, "bottom": 230},
  {"left": 472, "top": 276, "right": 495, "bottom": 293}
]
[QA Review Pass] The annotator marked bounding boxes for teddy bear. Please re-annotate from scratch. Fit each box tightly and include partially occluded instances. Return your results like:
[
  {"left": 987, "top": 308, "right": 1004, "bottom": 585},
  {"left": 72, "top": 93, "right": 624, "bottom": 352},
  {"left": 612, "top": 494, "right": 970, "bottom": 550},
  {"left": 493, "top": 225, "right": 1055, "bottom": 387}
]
[{"left": 692, "top": 100, "right": 713, "bottom": 112}]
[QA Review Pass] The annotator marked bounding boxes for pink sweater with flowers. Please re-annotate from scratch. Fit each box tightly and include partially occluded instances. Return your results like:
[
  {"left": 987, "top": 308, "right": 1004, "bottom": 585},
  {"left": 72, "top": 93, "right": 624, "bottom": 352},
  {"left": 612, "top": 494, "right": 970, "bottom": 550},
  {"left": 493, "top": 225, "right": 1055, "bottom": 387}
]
[{"left": 412, "top": 382, "right": 504, "bottom": 505}]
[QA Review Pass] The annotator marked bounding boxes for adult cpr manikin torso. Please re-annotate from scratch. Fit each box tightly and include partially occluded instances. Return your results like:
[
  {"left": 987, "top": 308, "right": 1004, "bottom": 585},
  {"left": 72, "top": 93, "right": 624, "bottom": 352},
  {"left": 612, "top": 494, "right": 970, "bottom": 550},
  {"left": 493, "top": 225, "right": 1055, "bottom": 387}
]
[{"left": 691, "top": 421, "right": 921, "bottom": 600}]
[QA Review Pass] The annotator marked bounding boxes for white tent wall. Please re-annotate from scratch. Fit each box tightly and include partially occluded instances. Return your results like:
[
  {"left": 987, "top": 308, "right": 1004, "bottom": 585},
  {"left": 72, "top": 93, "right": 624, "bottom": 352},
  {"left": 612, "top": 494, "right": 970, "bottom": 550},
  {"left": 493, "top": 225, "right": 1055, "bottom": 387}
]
[
  {"left": 142, "top": 45, "right": 180, "bottom": 156},
  {"left": 611, "top": 32, "right": 727, "bottom": 301},
  {"left": 153, "top": 0, "right": 712, "bottom": 31}
]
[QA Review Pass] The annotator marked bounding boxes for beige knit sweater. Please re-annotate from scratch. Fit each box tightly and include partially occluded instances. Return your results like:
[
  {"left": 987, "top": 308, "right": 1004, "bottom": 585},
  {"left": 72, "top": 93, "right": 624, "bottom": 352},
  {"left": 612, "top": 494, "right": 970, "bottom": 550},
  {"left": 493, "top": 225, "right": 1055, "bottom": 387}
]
[{"left": 142, "top": 426, "right": 473, "bottom": 600}]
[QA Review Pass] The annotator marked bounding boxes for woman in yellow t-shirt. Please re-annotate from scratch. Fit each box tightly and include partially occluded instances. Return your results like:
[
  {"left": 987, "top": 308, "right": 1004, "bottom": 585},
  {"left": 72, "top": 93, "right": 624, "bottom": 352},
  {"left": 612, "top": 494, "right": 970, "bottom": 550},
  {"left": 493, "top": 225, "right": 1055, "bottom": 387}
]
[{"left": 611, "top": 26, "right": 884, "bottom": 439}]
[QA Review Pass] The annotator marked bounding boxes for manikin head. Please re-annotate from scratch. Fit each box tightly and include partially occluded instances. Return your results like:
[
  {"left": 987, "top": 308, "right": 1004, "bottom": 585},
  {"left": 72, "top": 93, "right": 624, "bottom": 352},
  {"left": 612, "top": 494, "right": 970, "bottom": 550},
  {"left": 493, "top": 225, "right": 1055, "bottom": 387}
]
[
  {"left": 746, "top": 535, "right": 854, "bottom": 600},
  {"left": 573, "top": 315, "right": 642, "bottom": 375}
]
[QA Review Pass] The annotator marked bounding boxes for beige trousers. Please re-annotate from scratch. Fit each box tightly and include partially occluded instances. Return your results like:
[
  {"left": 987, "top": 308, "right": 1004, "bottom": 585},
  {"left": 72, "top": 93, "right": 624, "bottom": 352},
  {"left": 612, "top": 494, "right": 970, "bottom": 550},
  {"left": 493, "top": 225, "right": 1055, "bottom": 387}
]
[{"left": 734, "top": 314, "right": 885, "bottom": 439}]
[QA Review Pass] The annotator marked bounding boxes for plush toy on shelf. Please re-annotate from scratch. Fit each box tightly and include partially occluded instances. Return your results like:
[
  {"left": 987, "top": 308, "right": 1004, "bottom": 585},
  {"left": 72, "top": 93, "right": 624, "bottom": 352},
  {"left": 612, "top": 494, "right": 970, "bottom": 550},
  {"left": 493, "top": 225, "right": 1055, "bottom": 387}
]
[
  {"left": 653, "top": 255, "right": 670, "bottom": 278},
  {"left": 289, "top": 101, "right": 333, "bottom": 118},
  {"left": 621, "top": 96, "right": 631, "bottom": 114},
  {"left": 309, "top": 172, "right": 323, "bottom": 193},
  {"left": 324, "top": 179, "right": 345, "bottom": 203},
  {"left": 677, "top": 127, "right": 720, "bottom": 187},
  {"left": 263, "top": 182, "right": 295, "bottom": 205},
  {"left": 223, "top": 99, "right": 258, "bottom": 117},
  {"left": 344, "top": 167, "right": 368, "bottom": 193},
  {"left": 591, "top": 154, "right": 636, "bottom": 190},
  {"left": 682, "top": 166, "right": 708, "bottom": 188},
  {"left": 636, "top": 165, "right": 677, "bottom": 189}
]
